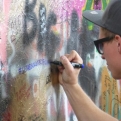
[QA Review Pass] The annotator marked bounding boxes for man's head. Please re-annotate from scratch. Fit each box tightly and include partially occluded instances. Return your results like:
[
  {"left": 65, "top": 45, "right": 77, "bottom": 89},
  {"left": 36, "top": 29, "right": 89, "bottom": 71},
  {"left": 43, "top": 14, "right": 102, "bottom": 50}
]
[{"left": 82, "top": 0, "right": 121, "bottom": 79}]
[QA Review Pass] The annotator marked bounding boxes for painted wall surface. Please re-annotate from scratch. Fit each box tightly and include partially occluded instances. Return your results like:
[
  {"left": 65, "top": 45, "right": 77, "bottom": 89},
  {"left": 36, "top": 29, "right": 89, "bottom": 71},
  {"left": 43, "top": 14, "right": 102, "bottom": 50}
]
[{"left": 0, "top": 0, "right": 121, "bottom": 120}]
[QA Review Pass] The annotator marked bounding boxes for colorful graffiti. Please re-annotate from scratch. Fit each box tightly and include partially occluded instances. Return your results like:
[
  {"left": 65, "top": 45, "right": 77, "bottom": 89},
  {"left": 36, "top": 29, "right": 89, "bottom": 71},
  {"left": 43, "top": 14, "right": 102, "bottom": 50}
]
[{"left": 1, "top": 0, "right": 121, "bottom": 121}]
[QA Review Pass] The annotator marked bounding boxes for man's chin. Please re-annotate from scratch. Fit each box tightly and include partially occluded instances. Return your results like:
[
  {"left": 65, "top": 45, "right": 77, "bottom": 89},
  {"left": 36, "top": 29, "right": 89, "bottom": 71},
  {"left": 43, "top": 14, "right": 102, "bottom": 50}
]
[{"left": 112, "top": 73, "right": 121, "bottom": 80}]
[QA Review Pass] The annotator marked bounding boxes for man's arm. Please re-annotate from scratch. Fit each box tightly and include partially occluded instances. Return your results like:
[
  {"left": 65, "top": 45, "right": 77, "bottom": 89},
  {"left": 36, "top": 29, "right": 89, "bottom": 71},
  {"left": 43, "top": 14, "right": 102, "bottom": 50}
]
[
  {"left": 63, "top": 83, "right": 118, "bottom": 121},
  {"left": 58, "top": 50, "right": 118, "bottom": 121}
]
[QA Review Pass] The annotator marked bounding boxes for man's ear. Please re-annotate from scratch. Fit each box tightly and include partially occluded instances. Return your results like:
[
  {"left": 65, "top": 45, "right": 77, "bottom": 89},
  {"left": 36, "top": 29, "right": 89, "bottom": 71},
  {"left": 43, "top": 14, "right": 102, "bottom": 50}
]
[
  {"left": 115, "top": 35, "right": 121, "bottom": 54},
  {"left": 117, "top": 43, "right": 121, "bottom": 53}
]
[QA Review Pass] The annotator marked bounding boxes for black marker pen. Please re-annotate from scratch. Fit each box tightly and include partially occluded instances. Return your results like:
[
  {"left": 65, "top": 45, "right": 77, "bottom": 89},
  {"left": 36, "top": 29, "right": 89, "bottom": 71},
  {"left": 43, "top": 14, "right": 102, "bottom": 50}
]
[{"left": 50, "top": 61, "right": 84, "bottom": 69}]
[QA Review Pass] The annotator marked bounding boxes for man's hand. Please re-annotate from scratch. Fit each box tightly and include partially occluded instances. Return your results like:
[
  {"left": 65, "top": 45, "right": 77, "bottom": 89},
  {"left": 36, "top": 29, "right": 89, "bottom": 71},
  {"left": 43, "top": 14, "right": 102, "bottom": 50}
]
[{"left": 58, "top": 50, "right": 83, "bottom": 86}]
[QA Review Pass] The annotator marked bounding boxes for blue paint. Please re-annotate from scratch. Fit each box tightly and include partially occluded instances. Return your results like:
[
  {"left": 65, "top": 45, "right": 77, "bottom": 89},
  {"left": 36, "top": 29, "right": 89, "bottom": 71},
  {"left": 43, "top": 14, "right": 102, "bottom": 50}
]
[{"left": 18, "top": 59, "right": 49, "bottom": 74}]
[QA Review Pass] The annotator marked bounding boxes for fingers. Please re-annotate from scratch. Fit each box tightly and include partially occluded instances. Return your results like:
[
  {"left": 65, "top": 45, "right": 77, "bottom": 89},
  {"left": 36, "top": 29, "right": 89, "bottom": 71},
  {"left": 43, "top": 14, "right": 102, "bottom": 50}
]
[
  {"left": 58, "top": 50, "right": 82, "bottom": 85},
  {"left": 60, "top": 55, "right": 74, "bottom": 74},
  {"left": 59, "top": 50, "right": 83, "bottom": 74},
  {"left": 65, "top": 50, "right": 83, "bottom": 64},
  {"left": 58, "top": 65, "right": 64, "bottom": 73}
]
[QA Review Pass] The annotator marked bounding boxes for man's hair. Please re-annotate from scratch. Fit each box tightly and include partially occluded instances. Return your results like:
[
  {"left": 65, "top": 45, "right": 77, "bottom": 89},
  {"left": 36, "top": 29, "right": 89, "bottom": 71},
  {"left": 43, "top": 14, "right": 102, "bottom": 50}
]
[{"left": 101, "top": 27, "right": 115, "bottom": 38}]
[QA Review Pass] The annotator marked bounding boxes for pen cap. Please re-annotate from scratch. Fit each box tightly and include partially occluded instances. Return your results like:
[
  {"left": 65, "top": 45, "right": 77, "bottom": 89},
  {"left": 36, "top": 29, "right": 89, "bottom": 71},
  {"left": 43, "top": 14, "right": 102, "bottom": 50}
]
[{"left": 71, "top": 63, "right": 84, "bottom": 68}]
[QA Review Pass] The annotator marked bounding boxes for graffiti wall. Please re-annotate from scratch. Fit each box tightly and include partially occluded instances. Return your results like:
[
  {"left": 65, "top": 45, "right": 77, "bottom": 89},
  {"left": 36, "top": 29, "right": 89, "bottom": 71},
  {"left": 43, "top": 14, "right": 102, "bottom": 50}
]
[{"left": 1, "top": 0, "right": 121, "bottom": 120}]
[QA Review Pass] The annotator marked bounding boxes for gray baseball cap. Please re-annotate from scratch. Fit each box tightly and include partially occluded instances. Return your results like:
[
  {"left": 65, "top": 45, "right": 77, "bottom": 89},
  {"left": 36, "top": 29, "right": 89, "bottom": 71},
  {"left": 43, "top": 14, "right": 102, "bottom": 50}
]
[{"left": 82, "top": 0, "right": 121, "bottom": 35}]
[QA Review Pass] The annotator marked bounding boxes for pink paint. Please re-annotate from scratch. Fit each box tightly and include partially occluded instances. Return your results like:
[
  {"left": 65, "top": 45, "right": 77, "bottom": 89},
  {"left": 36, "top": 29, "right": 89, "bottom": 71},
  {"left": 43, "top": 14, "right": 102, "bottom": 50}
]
[
  {"left": 49, "top": 0, "right": 86, "bottom": 21},
  {"left": 71, "top": 0, "right": 85, "bottom": 18},
  {"left": 93, "top": 0, "right": 102, "bottom": 10},
  {"left": 0, "top": 0, "right": 12, "bottom": 63},
  {"left": 2, "top": 107, "right": 11, "bottom": 121},
  {"left": 16, "top": 83, "right": 31, "bottom": 101}
]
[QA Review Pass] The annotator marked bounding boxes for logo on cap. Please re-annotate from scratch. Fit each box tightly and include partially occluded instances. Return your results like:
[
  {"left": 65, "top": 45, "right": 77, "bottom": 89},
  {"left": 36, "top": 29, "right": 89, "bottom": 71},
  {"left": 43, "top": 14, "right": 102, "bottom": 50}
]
[{"left": 90, "top": 11, "right": 98, "bottom": 14}]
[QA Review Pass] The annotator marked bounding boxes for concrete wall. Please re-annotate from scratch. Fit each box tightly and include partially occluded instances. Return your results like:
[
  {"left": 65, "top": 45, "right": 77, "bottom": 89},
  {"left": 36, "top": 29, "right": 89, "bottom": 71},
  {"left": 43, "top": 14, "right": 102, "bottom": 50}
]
[{"left": 0, "top": 0, "right": 121, "bottom": 120}]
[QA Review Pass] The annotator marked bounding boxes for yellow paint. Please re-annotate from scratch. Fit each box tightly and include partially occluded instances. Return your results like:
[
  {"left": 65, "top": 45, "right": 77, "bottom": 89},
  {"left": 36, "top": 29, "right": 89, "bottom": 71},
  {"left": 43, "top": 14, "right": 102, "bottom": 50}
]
[{"left": 101, "top": 66, "right": 119, "bottom": 118}]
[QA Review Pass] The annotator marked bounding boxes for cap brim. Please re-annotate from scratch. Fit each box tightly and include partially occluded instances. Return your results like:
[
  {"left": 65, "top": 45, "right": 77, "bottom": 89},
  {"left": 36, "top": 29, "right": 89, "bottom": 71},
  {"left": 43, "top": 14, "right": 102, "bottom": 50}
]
[{"left": 82, "top": 10, "right": 104, "bottom": 27}]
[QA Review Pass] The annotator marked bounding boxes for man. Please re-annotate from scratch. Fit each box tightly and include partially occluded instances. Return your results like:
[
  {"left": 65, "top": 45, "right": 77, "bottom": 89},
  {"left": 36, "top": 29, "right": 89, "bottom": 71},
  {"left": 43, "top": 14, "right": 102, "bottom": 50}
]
[{"left": 58, "top": 0, "right": 121, "bottom": 121}]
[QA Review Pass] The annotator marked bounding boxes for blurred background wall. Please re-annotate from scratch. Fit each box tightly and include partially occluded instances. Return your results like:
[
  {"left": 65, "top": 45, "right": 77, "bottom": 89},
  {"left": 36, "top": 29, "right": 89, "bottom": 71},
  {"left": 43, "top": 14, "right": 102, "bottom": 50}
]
[{"left": 0, "top": 0, "right": 121, "bottom": 120}]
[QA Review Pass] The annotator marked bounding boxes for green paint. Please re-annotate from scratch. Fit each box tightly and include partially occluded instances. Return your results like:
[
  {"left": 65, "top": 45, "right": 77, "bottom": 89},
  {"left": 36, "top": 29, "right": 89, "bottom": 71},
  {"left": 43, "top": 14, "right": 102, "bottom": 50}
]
[
  {"left": 111, "top": 94, "right": 115, "bottom": 117},
  {"left": 84, "top": 0, "right": 94, "bottom": 10},
  {"left": 118, "top": 107, "right": 121, "bottom": 120},
  {"left": 102, "top": 0, "right": 110, "bottom": 10},
  {"left": 83, "top": 0, "right": 94, "bottom": 30},
  {"left": 105, "top": 92, "right": 109, "bottom": 113},
  {"left": 88, "top": 21, "right": 94, "bottom": 30}
]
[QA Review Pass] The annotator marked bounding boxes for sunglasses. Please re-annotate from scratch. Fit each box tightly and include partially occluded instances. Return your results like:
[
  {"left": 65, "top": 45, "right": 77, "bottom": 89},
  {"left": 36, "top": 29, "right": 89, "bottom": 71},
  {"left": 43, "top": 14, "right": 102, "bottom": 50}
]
[{"left": 94, "top": 36, "right": 114, "bottom": 54}]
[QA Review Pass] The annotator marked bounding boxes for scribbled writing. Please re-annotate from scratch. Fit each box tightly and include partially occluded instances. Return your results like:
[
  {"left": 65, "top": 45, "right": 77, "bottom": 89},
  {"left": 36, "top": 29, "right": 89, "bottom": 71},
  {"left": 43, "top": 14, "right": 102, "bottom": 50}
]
[
  {"left": 28, "top": 114, "right": 44, "bottom": 121},
  {"left": 18, "top": 59, "right": 49, "bottom": 74}
]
